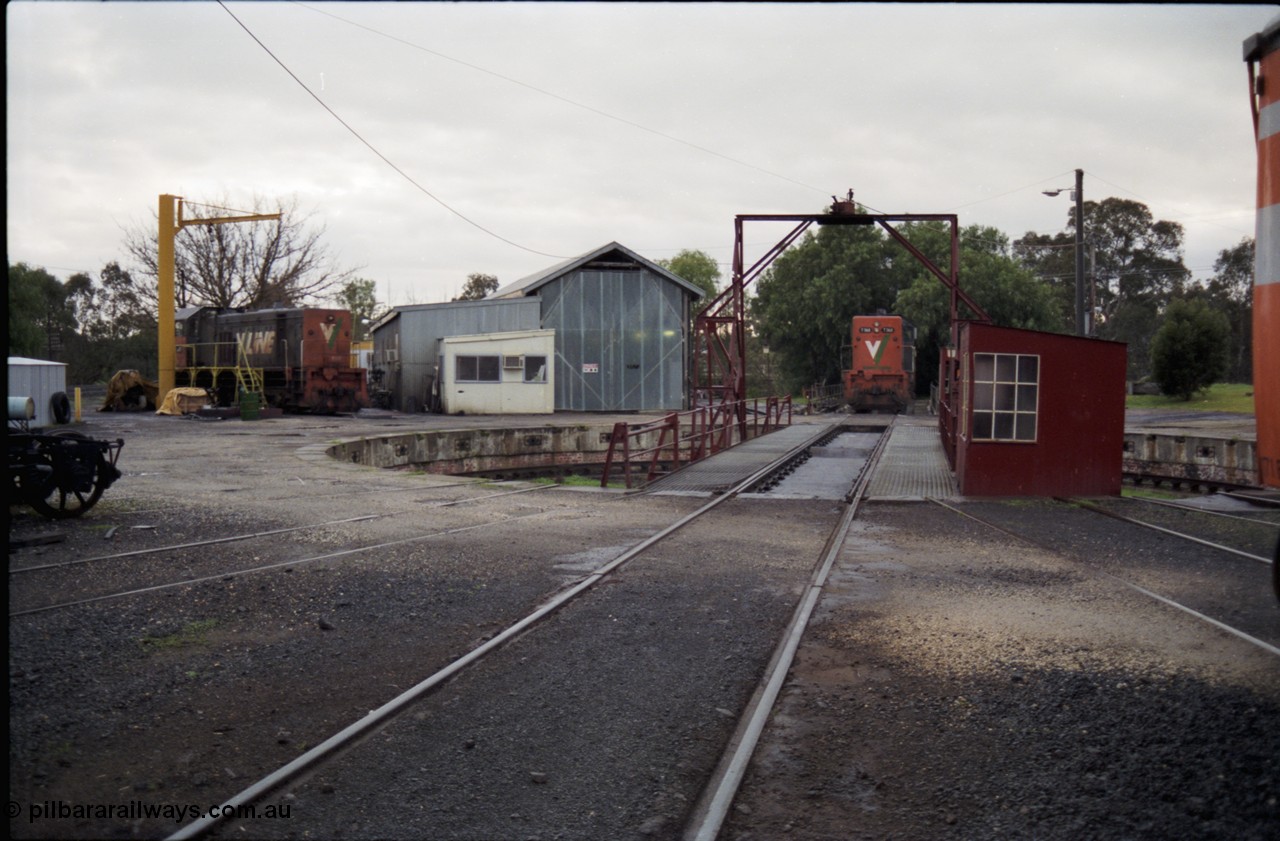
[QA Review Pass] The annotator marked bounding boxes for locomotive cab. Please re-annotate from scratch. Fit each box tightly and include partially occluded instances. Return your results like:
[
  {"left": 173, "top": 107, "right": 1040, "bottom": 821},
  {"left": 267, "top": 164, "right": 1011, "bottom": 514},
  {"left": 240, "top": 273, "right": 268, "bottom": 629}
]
[{"left": 842, "top": 315, "right": 916, "bottom": 413}]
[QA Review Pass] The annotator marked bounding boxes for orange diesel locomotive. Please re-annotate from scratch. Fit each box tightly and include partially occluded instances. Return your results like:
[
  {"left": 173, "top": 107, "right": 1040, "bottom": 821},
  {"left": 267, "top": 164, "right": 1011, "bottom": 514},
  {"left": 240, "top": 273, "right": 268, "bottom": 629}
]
[
  {"left": 174, "top": 306, "right": 368, "bottom": 414},
  {"left": 842, "top": 315, "right": 916, "bottom": 413}
]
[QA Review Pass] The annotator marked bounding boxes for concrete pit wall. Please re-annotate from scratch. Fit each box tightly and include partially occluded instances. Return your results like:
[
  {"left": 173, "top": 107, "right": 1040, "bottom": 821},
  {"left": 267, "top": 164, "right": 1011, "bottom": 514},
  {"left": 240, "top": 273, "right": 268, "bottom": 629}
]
[
  {"left": 1122, "top": 432, "right": 1257, "bottom": 488},
  {"left": 329, "top": 424, "right": 660, "bottom": 476}
]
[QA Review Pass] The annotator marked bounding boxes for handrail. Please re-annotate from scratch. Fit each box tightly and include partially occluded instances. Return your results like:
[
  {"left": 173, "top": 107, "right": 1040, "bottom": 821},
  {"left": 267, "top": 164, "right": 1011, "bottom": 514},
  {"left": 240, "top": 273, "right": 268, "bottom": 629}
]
[
  {"left": 600, "top": 396, "right": 793, "bottom": 488},
  {"left": 803, "top": 382, "right": 843, "bottom": 414}
]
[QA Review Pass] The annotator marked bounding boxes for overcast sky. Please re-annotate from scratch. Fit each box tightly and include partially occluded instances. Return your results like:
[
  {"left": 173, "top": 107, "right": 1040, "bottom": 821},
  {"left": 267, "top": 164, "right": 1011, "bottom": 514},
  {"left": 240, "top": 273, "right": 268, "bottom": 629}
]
[{"left": 7, "top": 2, "right": 1276, "bottom": 308}]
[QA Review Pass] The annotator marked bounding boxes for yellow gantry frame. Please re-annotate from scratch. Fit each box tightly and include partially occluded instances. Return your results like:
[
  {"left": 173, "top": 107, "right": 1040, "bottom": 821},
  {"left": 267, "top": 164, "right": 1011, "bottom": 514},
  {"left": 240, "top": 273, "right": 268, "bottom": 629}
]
[{"left": 157, "top": 194, "right": 282, "bottom": 397}]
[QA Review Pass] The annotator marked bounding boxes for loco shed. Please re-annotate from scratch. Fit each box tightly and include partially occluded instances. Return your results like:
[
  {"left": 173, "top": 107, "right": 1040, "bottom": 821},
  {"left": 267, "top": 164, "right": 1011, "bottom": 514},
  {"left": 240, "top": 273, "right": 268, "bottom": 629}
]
[{"left": 175, "top": 306, "right": 368, "bottom": 413}]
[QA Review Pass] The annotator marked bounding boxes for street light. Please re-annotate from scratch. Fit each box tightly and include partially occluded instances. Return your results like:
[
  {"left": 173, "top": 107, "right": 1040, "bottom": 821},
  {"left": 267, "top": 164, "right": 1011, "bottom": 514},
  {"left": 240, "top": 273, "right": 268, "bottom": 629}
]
[{"left": 1043, "top": 169, "right": 1087, "bottom": 336}]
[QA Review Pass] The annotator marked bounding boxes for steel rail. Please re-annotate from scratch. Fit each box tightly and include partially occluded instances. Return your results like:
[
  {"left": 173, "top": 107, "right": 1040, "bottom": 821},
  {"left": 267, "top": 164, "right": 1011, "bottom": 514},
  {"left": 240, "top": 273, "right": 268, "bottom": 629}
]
[
  {"left": 927, "top": 499, "right": 1280, "bottom": 659},
  {"left": 1222, "top": 490, "right": 1280, "bottom": 508},
  {"left": 105, "top": 479, "right": 527, "bottom": 508},
  {"left": 1124, "top": 495, "right": 1280, "bottom": 527},
  {"left": 427, "top": 483, "right": 555, "bottom": 507},
  {"left": 1115, "top": 578, "right": 1280, "bottom": 657},
  {"left": 258, "top": 478, "right": 507, "bottom": 501},
  {"left": 683, "top": 420, "right": 894, "bottom": 841},
  {"left": 641, "top": 424, "right": 844, "bottom": 497},
  {"left": 164, "top": 421, "right": 847, "bottom": 841},
  {"left": 8, "top": 512, "right": 550, "bottom": 618},
  {"left": 11, "top": 483, "right": 555, "bottom": 579},
  {"left": 1065, "top": 498, "right": 1273, "bottom": 566},
  {"left": 7, "top": 515, "right": 383, "bottom": 575}
]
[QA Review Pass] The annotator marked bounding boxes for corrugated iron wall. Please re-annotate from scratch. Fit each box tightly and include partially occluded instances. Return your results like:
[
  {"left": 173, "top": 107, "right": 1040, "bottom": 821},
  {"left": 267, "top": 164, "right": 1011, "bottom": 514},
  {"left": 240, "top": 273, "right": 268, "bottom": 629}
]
[
  {"left": 539, "top": 269, "right": 688, "bottom": 411},
  {"left": 375, "top": 299, "right": 541, "bottom": 413}
]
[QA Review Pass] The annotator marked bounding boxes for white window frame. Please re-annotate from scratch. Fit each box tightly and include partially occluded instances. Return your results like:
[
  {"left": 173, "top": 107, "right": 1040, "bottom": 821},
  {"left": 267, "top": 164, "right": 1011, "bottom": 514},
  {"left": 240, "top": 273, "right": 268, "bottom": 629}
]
[{"left": 971, "top": 352, "right": 1039, "bottom": 443}]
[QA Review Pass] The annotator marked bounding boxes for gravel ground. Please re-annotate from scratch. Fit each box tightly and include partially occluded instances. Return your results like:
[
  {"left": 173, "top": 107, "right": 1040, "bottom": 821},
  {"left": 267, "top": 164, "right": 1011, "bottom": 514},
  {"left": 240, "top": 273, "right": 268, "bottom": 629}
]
[
  {"left": 724, "top": 501, "right": 1280, "bottom": 841},
  {"left": 9, "top": 410, "right": 709, "bottom": 839},
  {"left": 10, "top": 410, "right": 1279, "bottom": 841},
  {"left": 218, "top": 498, "right": 844, "bottom": 841}
]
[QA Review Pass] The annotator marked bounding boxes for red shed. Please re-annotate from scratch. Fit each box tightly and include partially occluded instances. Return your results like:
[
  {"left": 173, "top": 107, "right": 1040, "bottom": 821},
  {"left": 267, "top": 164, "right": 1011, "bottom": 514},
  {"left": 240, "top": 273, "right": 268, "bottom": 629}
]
[{"left": 945, "top": 322, "right": 1127, "bottom": 497}]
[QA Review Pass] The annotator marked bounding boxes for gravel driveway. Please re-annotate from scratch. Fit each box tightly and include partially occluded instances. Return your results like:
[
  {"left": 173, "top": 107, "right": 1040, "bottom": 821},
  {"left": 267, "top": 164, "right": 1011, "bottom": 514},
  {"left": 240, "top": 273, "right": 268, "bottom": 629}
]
[{"left": 9, "top": 409, "right": 1279, "bottom": 841}]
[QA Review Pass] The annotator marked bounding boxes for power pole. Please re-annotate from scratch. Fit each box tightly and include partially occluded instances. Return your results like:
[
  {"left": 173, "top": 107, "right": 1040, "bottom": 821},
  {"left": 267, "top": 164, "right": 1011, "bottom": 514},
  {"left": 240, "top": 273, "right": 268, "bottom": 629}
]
[
  {"left": 1074, "top": 168, "right": 1086, "bottom": 337},
  {"left": 156, "top": 195, "right": 282, "bottom": 397}
]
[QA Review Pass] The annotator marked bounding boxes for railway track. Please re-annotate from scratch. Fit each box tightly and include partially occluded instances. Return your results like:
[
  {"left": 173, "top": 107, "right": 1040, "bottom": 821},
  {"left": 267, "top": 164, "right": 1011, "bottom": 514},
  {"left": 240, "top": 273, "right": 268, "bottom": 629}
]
[
  {"left": 155, "top": 422, "right": 879, "bottom": 840},
  {"left": 10, "top": 421, "right": 882, "bottom": 841},
  {"left": 15, "top": 412, "right": 1276, "bottom": 841},
  {"left": 929, "top": 496, "right": 1280, "bottom": 656},
  {"left": 6, "top": 483, "right": 572, "bottom": 616}
]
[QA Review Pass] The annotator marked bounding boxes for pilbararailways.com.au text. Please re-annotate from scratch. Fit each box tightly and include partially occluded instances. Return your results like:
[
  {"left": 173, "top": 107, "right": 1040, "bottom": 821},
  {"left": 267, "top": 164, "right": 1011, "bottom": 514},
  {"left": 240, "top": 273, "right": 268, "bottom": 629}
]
[{"left": 12, "top": 799, "right": 291, "bottom": 825}]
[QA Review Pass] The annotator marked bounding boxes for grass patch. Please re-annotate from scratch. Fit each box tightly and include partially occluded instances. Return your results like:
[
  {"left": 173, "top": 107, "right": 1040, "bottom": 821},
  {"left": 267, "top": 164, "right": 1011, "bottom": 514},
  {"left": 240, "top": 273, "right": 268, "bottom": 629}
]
[
  {"left": 1121, "top": 486, "right": 1185, "bottom": 500},
  {"left": 997, "top": 498, "right": 1056, "bottom": 508},
  {"left": 1125, "top": 382, "right": 1255, "bottom": 414},
  {"left": 140, "top": 619, "right": 219, "bottom": 651},
  {"left": 534, "top": 474, "right": 626, "bottom": 489}
]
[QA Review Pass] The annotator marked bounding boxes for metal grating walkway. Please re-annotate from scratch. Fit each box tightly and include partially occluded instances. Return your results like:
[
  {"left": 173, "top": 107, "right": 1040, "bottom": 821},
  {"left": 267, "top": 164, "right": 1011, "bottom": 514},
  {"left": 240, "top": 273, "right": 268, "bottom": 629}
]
[
  {"left": 864, "top": 416, "right": 958, "bottom": 500},
  {"left": 646, "top": 423, "right": 841, "bottom": 496}
]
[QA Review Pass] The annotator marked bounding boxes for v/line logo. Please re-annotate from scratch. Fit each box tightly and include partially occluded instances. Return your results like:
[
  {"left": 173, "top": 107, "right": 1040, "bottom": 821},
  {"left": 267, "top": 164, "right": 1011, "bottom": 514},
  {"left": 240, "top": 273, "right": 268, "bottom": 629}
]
[{"left": 320, "top": 319, "right": 341, "bottom": 348}]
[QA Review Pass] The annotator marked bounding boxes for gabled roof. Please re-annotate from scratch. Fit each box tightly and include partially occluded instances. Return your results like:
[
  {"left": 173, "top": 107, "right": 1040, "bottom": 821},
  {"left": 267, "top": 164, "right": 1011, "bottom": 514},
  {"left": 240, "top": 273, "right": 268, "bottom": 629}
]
[
  {"left": 8, "top": 357, "right": 66, "bottom": 367},
  {"left": 369, "top": 296, "right": 537, "bottom": 333},
  {"left": 488, "top": 242, "right": 707, "bottom": 300}
]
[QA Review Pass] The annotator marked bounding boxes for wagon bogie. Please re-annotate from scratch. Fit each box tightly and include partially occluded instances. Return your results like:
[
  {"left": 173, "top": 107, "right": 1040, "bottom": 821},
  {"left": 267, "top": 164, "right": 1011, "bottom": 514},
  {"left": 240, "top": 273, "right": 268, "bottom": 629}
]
[{"left": 8, "top": 431, "right": 124, "bottom": 519}]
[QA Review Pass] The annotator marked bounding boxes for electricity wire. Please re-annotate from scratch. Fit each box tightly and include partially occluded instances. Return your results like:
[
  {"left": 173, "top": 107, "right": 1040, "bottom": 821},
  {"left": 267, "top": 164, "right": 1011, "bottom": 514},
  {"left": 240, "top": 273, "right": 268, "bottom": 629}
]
[
  {"left": 217, "top": 1, "right": 568, "bottom": 260},
  {"left": 179, "top": 200, "right": 274, "bottom": 218},
  {"left": 291, "top": 1, "right": 832, "bottom": 198},
  {"left": 944, "top": 170, "right": 1077, "bottom": 213}
]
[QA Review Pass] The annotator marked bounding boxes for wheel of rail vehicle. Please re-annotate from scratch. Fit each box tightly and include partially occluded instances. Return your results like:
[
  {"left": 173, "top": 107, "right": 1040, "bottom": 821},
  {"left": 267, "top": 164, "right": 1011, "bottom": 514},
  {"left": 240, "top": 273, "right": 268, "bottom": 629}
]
[{"left": 23, "top": 430, "right": 110, "bottom": 519}]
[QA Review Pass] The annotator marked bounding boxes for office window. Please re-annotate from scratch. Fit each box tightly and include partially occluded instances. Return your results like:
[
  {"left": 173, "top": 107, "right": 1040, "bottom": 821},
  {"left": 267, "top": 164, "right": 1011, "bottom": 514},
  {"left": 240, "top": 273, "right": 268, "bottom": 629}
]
[
  {"left": 456, "top": 355, "right": 501, "bottom": 383},
  {"left": 972, "top": 353, "right": 1038, "bottom": 442},
  {"left": 524, "top": 355, "right": 548, "bottom": 383}
]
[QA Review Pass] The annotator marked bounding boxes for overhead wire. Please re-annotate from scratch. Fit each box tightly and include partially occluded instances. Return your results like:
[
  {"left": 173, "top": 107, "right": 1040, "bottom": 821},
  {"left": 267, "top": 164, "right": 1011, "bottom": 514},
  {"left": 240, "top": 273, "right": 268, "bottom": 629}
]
[
  {"left": 291, "top": 1, "right": 833, "bottom": 199},
  {"left": 216, "top": 1, "right": 569, "bottom": 260},
  {"left": 943, "top": 170, "right": 1078, "bottom": 213},
  {"left": 235, "top": 4, "right": 1088, "bottom": 263},
  {"left": 222, "top": 4, "right": 1243, "bottom": 279},
  {"left": 179, "top": 200, "right": 275, "bottom": 218}
]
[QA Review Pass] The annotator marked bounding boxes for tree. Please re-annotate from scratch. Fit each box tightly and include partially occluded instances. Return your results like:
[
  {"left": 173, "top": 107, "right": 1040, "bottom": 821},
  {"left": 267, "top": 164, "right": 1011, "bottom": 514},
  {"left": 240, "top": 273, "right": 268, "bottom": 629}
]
[
  {"left": 751, "top": 217, "right": 1063, "bottom": 397},
  {"left": 656, "top": 249, "right": 720, "bottom": 302},
  {"left": 332, "top": 278, "right": 382, "bottom": 340},
  {"left": 47, "top": 261, "right": 159, "bottom": 382},
  {"left": 896, "top": 225, "right": 1063, "bottom": 394},
  {"left": 8, "top": 262, "right": 78, "bottom": 359},
  {"left": 1009, "top": 233, "right": 1077, "bottom": 333},
  {"left": 1185, "top": 238, "right": 1253, "bottom": 383},
  {"left": 1150, "top": 298, "right": 1230, "bottom": 400},
  {"left": 454, "top": 273, "right": 499, "bottom": 301},
  {"left": 65, "top": 262, "right": 153, "bottom": 341},
  {"left": 1015, "top": 197, "right": 1190, "bottom": 380},
  {"left": 119, "top": 195, "right": 357, "bottom": 312},
  {"left": 752, "top": 222, "right": 900, "bottom": 394}
]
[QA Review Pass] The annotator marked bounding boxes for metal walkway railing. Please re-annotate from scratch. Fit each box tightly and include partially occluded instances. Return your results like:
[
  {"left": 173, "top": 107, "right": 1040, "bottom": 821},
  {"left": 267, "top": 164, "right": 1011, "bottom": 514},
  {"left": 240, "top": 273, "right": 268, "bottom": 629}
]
[{"left": 600, "top": 397, "right": 792, "bottom": 489}]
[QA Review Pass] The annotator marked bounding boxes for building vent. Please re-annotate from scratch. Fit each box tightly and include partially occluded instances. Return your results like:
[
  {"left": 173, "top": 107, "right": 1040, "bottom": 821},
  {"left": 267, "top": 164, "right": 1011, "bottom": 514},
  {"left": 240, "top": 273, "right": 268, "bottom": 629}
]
[{"left": 503, "top": 355, "right": 524, "bottom": 369}]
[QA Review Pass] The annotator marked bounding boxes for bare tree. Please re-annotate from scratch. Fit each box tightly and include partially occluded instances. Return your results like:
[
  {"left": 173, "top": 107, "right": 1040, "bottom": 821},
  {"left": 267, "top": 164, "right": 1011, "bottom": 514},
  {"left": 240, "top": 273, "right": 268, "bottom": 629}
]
[{"left": 120, "top": 195, "right": 358, "bottom": 311}]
